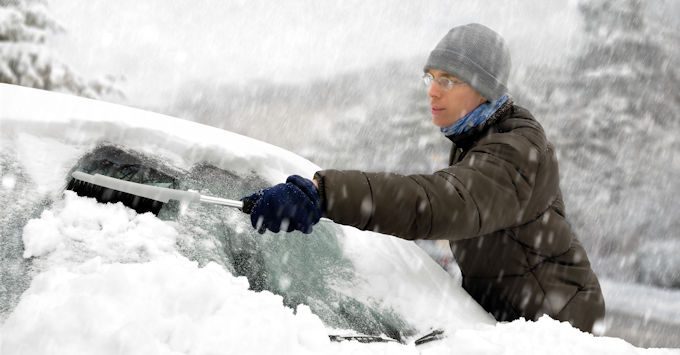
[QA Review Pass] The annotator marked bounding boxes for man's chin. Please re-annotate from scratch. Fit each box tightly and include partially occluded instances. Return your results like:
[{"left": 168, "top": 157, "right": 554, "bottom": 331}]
[{"left": 432, "top": 116, "right": 457, "bottom": 128}]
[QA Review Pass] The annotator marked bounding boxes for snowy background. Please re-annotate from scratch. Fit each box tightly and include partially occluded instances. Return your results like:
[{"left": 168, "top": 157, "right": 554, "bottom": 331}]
[{"left": 1, "top": 0, "right": 680, "bottom": 351}]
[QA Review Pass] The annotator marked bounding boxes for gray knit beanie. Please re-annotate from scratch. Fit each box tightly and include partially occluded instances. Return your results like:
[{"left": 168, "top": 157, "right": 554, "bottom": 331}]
[{"left": 424, "top": 23, "right": 511, "bottom": 101}]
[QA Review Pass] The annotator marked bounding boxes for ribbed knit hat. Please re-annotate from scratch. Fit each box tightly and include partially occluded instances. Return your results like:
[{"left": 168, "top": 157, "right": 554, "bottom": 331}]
[{"left": 424, "top": 23, "right": 511, "bottom": 101}]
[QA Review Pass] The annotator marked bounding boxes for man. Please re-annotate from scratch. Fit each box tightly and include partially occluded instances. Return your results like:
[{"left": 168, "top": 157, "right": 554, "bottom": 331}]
[{"left": 241, "top": 23, "right": 605, "bottom": 333}]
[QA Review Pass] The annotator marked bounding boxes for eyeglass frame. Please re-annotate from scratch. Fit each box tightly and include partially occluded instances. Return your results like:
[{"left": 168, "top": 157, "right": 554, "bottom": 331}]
[{"left": 422, "top": 72, "right": 467, "bottom": 91}]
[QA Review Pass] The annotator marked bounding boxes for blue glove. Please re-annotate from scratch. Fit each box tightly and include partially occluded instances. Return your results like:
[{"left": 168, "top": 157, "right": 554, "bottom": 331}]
[{"left": 240, "top": 175, "right": 322, "bottom": 234}]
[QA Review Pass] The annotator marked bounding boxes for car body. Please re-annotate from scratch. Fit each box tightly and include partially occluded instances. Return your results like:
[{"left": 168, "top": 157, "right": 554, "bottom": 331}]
[{"left": 0, "top": 84, "right": 492, "bottom": 354}]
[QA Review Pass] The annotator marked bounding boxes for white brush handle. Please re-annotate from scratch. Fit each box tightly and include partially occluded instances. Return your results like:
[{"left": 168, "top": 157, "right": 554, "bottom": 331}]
[
  {"left": 198, "top": 194, "right": 243, "bottom": 208},
  {"left": 72, "top": 171, "right": 202, "bottom": 204},
  {"left": 72, "top": 172, "right": 330, "bottom": 222},
  {"left": 73, "top": 171, "right": 244, "bottom": 207}
]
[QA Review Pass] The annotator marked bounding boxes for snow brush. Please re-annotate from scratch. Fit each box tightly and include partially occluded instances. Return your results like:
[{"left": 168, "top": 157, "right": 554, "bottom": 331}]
[
  {"left": 67, "top": 171, "right": 245, "bottom": 215},
  {"left": 67, "top": 171, "right": 331, "bottom": 222}
]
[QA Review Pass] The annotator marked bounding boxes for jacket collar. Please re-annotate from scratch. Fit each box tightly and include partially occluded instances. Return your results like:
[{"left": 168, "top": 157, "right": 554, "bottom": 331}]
[{"left": 444, "top": 97, "right": 514, "bottom": 148}]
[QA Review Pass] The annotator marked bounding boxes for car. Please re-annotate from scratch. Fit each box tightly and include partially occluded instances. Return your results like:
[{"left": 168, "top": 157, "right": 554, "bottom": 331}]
[
  {"left": 0, "top": 83, "right": 493, "bottom": 353},
  {"left": 0, "top": 84, "right": 665, "bottom": 354}
]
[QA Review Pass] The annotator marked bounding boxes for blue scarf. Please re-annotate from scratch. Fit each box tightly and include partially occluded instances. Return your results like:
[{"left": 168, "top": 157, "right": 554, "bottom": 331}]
[{"left": 440, "top": 95, "right": 509, "bottom": 137}]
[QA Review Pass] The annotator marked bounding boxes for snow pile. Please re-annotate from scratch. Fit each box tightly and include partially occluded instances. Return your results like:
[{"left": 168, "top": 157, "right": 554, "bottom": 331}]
[
  {"left": 1, "top": 192, "right": 399, "bottom": 355},
  {"left": 1, "top": 256, "right": 335, "bottom": 355},
  {"left": 421, "top": 316, "right": 677, "bottom": 355}
]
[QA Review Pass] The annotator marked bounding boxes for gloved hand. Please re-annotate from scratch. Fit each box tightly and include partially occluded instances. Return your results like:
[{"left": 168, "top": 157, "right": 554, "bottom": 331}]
[{"left": 240, "top": 175, "right": 322, "bottom": 234}]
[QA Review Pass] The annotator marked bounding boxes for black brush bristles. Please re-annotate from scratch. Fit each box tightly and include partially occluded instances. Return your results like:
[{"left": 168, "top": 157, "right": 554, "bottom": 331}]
[{"left": 66, "top": 177, "right": 164, "bottom": 215}]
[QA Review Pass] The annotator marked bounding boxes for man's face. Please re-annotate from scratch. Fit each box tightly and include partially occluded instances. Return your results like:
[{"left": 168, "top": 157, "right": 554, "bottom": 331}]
[{"left": 427, "top": 69, "right": 487, "bottom": 128}]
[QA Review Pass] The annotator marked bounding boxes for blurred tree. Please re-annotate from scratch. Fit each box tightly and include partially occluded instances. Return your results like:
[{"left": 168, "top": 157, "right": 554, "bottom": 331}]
[
  {"left": 575, "top": 0, "right": 678, "bottom": 125},
  {"left": 509, "top": 0, "right": 680, "bottom": 285},
  {"left": 0, "top": 0, "right": 120, "bottom": 98},
  {"left": 169, "top": 61, "right": 449, "bottom": 175},
  {"left": 303, "top": 62, "right": 449, "bottom": 174},
  {"left": 550, "top": 0, "right": 680, "bottom": 284}
]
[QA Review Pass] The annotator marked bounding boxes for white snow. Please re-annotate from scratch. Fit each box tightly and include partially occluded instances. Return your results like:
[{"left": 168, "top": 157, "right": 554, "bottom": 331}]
[
  {"left": 1, "top": 85, "right": 678, "bottom": 354},
  {"left": 3, "top": 252, "right": 333, "bottom": 355},
  {"left": 15, "top": 132, "right": 83, "bottom": 194},
  {"left": 1, "top": 174, "right": 16, "bottom": 189},
  {"left": 420, "top": 316, "right": 676, "bottom": 355},
  {"left": 0, "top": 84, "right": 319, "bottom": 184},
  {"left": 338, "top": 228, "right": 493, "bottom": 330},
  {"left": 21, "top": 191, "right": 178, "bottom": 262}
]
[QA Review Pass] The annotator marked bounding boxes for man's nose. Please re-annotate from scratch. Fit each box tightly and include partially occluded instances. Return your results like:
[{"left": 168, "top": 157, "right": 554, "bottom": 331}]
[{"left": 428, "top": 82, "right": 441, "bottom": 99}]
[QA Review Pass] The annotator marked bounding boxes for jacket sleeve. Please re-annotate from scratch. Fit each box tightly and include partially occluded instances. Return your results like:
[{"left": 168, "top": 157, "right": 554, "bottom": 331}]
[{"left": 314, "top": 131, "right": 544, "bottom": 241}]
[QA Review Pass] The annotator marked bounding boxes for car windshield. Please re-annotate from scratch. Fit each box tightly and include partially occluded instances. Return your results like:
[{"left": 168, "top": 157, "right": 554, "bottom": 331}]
[{"left": 2, "top": 144, "right": 414, "bottom": 339}]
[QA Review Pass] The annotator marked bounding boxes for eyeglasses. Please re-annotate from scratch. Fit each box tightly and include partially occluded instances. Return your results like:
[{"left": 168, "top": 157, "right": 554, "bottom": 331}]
[{"left": 422, "top": 73, "right": 466, "bottom": 91}]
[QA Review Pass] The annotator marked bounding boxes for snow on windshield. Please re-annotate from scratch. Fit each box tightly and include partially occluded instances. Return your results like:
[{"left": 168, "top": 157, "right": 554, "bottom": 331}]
[{"left": 1, "top": 85, "right": 676, "bottom": 354}]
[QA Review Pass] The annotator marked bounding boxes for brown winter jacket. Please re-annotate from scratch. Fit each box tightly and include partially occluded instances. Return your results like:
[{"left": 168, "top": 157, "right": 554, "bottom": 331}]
[{"left": 314, "top": 100, "right": 605, "bottom": 332}]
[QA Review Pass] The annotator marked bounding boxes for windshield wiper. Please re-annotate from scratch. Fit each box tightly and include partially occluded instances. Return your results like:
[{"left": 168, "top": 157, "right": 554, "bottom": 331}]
[{"left": 328, "top": 328, "right": 445, "bottom": 346}]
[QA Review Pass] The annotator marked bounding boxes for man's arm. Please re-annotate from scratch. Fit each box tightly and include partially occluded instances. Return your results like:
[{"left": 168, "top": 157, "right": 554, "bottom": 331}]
[{"left": 314, "top": 133, "right": 543, "bottom": 241}]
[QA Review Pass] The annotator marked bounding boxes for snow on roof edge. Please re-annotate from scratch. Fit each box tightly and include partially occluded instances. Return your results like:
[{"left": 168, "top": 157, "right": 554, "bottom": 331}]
[{"left": 0, "top": 84, "right": 321, "bottom": 182}]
